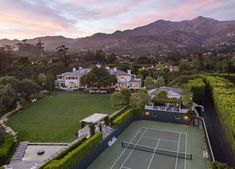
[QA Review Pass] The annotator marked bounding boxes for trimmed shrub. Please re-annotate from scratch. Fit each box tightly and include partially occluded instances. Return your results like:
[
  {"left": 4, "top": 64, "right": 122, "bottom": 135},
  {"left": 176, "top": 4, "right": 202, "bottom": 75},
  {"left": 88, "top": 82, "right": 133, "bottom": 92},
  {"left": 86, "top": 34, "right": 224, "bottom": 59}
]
[
  {"left": 55, "top": 137, "right": 86, "bottom": 160},
  {"left": 42, "top": 132, "right": 102, "bottom": 169},
  {"left": 210, "top": 73, "right": 235, "bottom": 85},
  {"left": 112, "top": 108, "right": 143, "bottom": 128},
  {"left": 204, "top": 76, "right": 235, "bottom": 156},
  {"left": 109, "top": 106, "right": 128, "bottom": 122},
  {"left": 184, "top": 78, "right": 205, "bottom": 104},
  {"left": 211, "top": 161, "right": 232, "bottom": 169},
  {"left": 0, "top": 135, "right": 17, "bottom": 165}
]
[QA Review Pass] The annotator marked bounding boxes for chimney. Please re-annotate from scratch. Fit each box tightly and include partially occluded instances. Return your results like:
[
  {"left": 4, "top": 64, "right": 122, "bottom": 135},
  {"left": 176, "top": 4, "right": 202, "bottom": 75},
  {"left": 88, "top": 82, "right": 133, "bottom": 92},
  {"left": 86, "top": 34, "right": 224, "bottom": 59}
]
[
  {"left": 127, "top": 70, "right": 131, "bottom": 75},
  {"left": 114, "top": 67, "right": 117, "bottom": 72},
  {"left": 72, "top": 68, "right": 76, "bottom": 72}
]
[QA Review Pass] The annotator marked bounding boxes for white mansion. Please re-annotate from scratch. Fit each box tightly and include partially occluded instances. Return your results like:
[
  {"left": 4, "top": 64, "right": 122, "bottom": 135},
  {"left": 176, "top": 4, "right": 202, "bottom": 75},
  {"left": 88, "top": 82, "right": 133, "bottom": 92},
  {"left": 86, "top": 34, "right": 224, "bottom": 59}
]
[{"left": 55, "top": 67, "right": 142, "bottom": 90}]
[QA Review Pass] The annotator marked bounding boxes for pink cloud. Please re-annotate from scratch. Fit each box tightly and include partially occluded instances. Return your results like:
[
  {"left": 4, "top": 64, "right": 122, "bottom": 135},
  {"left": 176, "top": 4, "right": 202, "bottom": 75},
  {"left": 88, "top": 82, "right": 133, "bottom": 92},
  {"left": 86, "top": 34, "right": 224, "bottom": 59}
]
[
  {"left": 0, "top": 0, "right": 235, "bottom": 39},
  {"left": 120, "top": 0, "right": 226, "bottom": 29}
]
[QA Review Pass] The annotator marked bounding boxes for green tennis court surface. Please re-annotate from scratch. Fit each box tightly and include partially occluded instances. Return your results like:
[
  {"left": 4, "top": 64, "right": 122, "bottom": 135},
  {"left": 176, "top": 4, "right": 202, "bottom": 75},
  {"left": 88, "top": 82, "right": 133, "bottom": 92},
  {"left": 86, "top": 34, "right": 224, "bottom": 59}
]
[{"left": 88, "top": 120, "right": 209, "bottom": 169}]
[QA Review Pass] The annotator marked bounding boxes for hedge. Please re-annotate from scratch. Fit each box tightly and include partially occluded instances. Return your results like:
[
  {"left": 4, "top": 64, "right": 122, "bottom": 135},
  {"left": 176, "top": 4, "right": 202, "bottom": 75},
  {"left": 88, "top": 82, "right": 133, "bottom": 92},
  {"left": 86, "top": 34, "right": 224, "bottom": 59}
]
[
  {"left": 109, "top": 105, "right": 128, "bottom": 122},
  {"left": 204, "top": 76, "right": 235, "bottom": 156},
  {"left": 112, "top": 108, "right": 143, "bottom": 128},
  {"left": 40, "top": 137, "right": 87, "bottom": 168},
  {"left": 210, "top": 73, "right": 235, "bottom": 85},
  {"left": 42, "top": 132, "right": 102, "bottom": 169},
  {"left": 183, "top": 78, "right": 206, "bottom": 104},
  {"left": 0, "top": 135, "right": 17, "bottom": 165},
  {"left": 211, "top": 161, "right": 232, "bottom": 169}
]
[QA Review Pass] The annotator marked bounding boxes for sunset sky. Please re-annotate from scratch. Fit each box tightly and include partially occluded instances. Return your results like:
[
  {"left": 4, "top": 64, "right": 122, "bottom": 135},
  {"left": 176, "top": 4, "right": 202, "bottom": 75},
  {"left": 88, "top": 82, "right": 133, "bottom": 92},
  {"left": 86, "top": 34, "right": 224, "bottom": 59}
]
[{"left": 1, "top": 0, "right": 235, "bottom": 40}]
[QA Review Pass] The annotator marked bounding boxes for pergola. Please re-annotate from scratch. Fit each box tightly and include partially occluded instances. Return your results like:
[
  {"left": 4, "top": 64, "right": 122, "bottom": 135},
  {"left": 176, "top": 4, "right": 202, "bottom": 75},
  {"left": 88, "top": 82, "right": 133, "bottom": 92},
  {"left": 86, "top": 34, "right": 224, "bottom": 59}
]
[{"left": 80, "top": 113, "right": 109, "bottom": 129}]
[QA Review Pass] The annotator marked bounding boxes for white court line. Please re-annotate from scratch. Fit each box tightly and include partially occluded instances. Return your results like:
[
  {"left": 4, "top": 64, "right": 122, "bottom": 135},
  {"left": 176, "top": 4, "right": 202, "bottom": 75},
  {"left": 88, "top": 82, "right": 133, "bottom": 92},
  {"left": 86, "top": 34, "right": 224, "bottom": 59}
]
[
  {"left": 142, "top": 136, "right": 178, "bottom": 144},
  {"left": 119, "top": 128, "right": 147, "bottom": 169},
  {"left": 144, "top": 127, "right": 181, "bottom": 135},
  {"left": 122, "top": 167, "right": 131, "bottom": 169},
  {"left": 146, "top": 139, "right": 160, "bottom": 169},
  {"left": 184, "top": 133, "right": 187, "bottom": 169},
  {"left": 174, "top": 133, "right": 181, "bottom": 169},
  {"left": 110, "top": 128, "right": 144, "bottom": 169}
]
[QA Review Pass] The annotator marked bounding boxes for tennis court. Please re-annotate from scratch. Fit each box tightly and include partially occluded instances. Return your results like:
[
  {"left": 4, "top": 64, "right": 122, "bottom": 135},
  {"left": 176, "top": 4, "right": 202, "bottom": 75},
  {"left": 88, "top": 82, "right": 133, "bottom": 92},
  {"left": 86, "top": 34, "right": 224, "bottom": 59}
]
[
  {"left": 111, "top": 127, "right": 189, "bottom": 169},
  {"left": 88, "top": 120, "right": 209, "bottom": 169}
]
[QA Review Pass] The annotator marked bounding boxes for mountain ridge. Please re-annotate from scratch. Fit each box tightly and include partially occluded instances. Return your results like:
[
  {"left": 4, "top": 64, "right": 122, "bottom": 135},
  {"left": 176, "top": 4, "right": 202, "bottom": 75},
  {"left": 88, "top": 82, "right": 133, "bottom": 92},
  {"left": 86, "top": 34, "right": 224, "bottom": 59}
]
[{"left": 1, "top": 16, "right": 235, "bottom": 54}]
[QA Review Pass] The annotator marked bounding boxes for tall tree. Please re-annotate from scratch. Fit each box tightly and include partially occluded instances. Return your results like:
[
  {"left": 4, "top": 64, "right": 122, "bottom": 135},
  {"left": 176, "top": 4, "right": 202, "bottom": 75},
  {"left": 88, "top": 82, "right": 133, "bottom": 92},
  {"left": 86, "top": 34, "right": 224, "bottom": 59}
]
[
  {"left": 111, "top": 92, "right": 125, "bottom": 108},
  {"left": 46, "top": 73, "right": 54, "bottom": 90},
  {"left": 156, "top": 76, "right": 165, "bottom": 87},
  {"left": 144, "top": 76, "right": 156, "bottom": 90},
  {"left": 38, "top": 73, "right": 47, "bottom": 87},
  {"left": 35, "top": 39, "right": 45, "bottom": 56},
  {"left": 0, "top": 45, "right": 13, "bottom": 75},
  {"left": 120, "top": 89, "right": 131, "bottom": 105},
  {"left": 80, "top": 67, "right": 117, "bottom": 89},
  {"left": 56, "top": 45, "right": 69, "bottom": 57},
  {"left": 129, "top": 91, "right": 150, "bottom": 108}
]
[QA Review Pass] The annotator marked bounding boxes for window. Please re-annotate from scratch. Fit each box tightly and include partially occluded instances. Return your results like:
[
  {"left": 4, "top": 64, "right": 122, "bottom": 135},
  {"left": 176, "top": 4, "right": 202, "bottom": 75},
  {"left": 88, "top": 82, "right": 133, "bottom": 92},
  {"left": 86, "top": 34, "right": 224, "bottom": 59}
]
[
  {"left": 152, "top": 113, "right": 157, "bottom": 117},
  {"left": 175, "top": 115, "right": 180, "bottom": 120}
]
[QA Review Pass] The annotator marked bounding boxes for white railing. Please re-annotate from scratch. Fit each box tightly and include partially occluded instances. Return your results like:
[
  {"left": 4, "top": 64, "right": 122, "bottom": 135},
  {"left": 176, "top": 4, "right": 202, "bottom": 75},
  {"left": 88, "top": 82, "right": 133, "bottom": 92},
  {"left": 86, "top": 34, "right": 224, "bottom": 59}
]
[{"left": 144, "top": 105, "right": 188, "bottom": 113}]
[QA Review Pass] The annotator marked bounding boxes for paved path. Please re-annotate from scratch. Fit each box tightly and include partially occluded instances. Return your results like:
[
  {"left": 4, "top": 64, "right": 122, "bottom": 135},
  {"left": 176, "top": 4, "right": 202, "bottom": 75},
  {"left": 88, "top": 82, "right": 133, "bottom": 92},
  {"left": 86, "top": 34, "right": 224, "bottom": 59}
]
[
  {"left": 203, "top": 96, "right": 235, "bottom": 168},
  {"left": 0, "top": 101, "right": 22, "bottom": 137},
  {"left": 0, "top": 101, "right": 22, "bottom": 123}
]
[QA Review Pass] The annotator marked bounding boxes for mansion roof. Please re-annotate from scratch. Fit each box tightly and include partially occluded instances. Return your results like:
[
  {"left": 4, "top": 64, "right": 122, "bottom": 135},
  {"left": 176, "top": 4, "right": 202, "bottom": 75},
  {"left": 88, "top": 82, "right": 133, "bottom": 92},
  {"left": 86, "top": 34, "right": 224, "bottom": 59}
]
[
  {"left": 58, "top": 67, "right": 131, "bottom": 77},
  {"left": 58, "top": 68, "right": 91, "bottom": 77}
]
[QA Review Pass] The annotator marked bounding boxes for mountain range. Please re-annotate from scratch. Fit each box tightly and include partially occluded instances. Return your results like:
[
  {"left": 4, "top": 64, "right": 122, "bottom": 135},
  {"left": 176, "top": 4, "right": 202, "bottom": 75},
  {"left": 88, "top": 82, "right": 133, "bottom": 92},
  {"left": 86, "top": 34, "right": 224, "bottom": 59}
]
[{"left": 1, "top": 16, "right": 235, "bottom": 55}]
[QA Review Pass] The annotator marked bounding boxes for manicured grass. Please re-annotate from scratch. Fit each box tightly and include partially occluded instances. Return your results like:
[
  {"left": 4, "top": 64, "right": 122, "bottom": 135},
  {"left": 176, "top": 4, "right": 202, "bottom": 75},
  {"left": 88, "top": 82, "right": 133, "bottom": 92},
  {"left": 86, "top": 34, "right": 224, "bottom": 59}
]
[{"left": 7, "top": 91, "right": 116, "bottom": 142}]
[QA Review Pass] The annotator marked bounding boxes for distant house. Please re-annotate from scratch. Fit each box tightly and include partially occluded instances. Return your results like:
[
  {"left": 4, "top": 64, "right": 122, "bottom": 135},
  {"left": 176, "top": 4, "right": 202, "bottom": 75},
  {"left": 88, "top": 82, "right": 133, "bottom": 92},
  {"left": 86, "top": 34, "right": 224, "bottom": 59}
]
[
  {"left": 148, "top": 87, "right": 182, "bottom": 99},
  {"left": 146, "top": 87, "right": 188, "bottom": 113},
  {"left": 107, "top": 68, "right": 142, "bottom": 90},
  {"left": 55, "top": 67, "right": 142, "bottom": 90},
  {"left": 144, "top": 87, "right": 190, "bottom": 124},
  {"left": 168, "top": 65, "right": 179, "bottom": 72}
]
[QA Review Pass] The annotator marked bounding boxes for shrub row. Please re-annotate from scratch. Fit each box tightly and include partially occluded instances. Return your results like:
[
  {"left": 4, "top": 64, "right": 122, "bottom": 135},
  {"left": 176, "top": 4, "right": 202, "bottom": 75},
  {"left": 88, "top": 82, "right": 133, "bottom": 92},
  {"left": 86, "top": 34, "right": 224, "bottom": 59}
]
[
  {"left": 42, "top": 132, "right": 102, "bottom": 169},
  {"left": 40, "top": 137, "right": 87, "bottom": 168},
  {"left": 0, "top": 135, "right": 17, "bottom": 166},
  {"left": 204, "top": 76, "right": 235, "bottom": 155},
  {"left": 183, "top": 78, "right": 206, "bottom": 104},
  {"left": 211, "top": 161, "right": 232, "bottom": 169},
  {"left": 54, "top": 137, "right": 87, "bottom": 160},
  {"left": 112, "top": 108, "right": 143, "bottom": 128},
  {"left": 210, "top": 73, "right": 235, "bottom": 85},
  {"left": 109, "top": 105, "right": 128, "bottom": 122}
]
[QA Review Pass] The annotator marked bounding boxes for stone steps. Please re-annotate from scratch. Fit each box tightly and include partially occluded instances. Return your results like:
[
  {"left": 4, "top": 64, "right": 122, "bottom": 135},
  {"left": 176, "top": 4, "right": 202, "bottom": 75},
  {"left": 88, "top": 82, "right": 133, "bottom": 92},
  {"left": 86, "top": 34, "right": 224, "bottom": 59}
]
[{"left": 10, "top": 141, "right": 28, "bottom": 163}]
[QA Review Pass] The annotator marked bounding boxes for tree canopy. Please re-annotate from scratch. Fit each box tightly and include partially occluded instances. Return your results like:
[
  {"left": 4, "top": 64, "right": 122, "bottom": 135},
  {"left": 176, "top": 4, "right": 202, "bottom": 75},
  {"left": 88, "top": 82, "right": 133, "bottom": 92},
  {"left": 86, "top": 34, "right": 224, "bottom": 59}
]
[
  {"left": 80, "top": 67, "right": 117, "bottom": 89},
  {"left": 129, "top": 90, "right": 150, "bottom": 108},
  {"left": 144, "top": 76, "right": 157, "bottom": 90}
]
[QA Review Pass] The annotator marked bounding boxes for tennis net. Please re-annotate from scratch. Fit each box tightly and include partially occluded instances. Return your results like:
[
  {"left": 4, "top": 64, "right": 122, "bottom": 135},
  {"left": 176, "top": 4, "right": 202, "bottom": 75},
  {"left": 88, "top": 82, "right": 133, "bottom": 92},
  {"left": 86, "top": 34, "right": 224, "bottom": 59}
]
[{"left": 122, "top": 141, "right": 192, "bottom": 160}]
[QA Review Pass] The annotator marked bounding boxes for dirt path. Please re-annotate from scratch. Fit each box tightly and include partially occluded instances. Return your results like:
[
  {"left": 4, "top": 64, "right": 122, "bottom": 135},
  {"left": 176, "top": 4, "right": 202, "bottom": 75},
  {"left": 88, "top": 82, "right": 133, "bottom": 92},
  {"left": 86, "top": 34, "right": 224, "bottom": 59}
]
[{"left": 203, "top": 96, "right": 235, "bottom": 168}]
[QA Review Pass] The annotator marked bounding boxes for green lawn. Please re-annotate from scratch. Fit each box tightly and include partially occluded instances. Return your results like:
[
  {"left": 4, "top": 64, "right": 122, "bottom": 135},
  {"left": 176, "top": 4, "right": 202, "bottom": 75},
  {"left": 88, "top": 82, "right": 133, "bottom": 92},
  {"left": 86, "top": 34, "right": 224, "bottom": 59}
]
[{"left": 7, "top": 91, "right": 116, "bottom": 142}]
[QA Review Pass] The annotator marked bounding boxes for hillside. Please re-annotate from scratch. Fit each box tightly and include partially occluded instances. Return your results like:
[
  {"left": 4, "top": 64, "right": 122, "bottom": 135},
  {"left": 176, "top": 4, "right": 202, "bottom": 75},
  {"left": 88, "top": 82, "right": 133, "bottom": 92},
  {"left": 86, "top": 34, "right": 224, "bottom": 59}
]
[{"left": 1, "top": 16, "right": 235, "bottom": 55}]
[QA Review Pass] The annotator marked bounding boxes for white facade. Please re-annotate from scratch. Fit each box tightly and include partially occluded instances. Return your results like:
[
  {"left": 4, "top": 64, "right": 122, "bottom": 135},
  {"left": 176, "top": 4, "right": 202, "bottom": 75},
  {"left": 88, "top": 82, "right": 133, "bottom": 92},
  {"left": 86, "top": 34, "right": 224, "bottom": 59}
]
[
  {"left": 55, "top": 67, "right": 142, "bottom": 90},
  {"left": 55, "top": 68, "right": 90, "bottom": 90}
]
